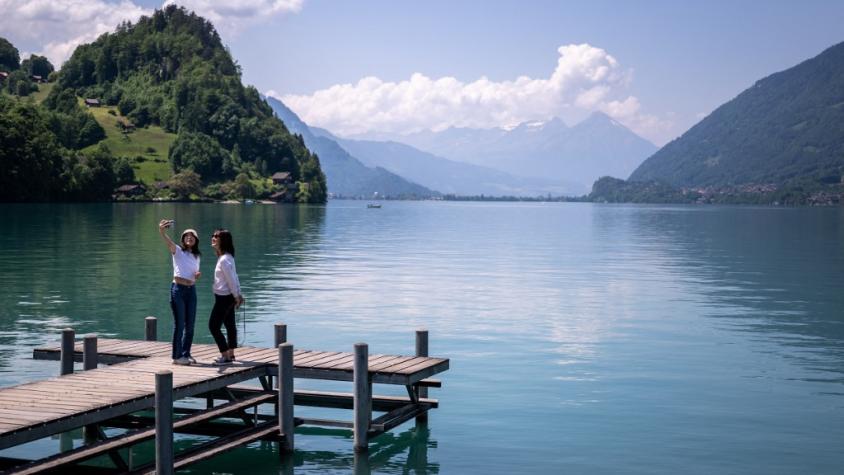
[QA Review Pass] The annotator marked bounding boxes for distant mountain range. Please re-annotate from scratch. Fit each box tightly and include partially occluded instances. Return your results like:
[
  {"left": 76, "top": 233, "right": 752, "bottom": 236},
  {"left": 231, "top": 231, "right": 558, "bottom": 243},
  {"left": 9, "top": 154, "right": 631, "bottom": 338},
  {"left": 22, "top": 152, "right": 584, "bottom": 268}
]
[
  {"left": 630, "top": 40, "right": 844, "bottom": 188},
  {"left": 314, "top": 128, "right": 576, "bottom": 197},
  {"left": 267, "top": 97, "right": 435, "bottom": 198},
  {"left": 350, "top": 112, "right": 658, "bottom": 193}
]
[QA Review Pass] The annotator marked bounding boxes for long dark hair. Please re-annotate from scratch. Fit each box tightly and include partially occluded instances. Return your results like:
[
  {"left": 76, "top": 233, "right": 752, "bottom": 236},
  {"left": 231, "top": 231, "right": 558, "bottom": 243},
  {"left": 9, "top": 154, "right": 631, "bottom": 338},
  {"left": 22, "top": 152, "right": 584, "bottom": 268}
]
[
  {"left": 214, "top": 228, "right": 235, "bottom": 257},
  {"left": 181, "top": 232, "right": 201, "bottom": 257}
]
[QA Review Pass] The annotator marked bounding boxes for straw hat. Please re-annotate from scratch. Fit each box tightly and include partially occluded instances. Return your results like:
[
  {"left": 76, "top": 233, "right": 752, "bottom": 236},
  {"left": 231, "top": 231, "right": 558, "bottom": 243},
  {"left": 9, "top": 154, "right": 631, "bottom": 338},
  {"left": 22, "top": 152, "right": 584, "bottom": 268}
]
[{"left": 181, "top": 229, "right": 198, "bottom": 240}]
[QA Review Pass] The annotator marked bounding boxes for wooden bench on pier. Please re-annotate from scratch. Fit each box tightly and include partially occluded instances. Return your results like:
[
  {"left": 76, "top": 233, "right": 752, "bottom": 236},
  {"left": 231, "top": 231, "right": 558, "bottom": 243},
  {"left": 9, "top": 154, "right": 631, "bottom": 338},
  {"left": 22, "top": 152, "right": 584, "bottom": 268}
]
[{"left": 0, "top": 322, "right": 448, "bottom": 474}]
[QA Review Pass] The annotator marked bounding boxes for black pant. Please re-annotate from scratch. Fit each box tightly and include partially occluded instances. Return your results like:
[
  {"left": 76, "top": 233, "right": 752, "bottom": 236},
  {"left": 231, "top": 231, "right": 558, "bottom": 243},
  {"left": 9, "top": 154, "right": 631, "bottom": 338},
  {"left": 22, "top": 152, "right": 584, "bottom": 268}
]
[{"left": 209, "top": 294, "right": 237, "bottom": 353}]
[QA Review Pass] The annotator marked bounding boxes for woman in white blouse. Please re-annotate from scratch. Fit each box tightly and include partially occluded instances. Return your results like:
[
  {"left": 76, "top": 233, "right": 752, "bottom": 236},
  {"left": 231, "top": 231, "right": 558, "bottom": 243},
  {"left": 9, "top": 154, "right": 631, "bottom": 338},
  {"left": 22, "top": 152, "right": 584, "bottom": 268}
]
[
  {"left": 208, "top": 228, "right": 244, "bottom": 365},
  {"left": 158, "top": 219, "right": 201, "bottom": 365}
]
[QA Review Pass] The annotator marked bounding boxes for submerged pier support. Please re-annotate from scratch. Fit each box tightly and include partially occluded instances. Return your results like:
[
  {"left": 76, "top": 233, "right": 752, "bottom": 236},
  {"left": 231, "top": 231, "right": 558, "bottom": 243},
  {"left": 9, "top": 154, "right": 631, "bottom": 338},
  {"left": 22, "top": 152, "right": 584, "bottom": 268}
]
[
  {"left": 416, "top": 329, "right": 429, "bottom": 423},
  {"left": 353, "top": 342, "right": 371, "bottom": 452},
  {"left": 278, "top": 342, "right": 294, "bottom": 452},
  {"left": 155, "top": 370, "right": 174, "bottom": 475}
]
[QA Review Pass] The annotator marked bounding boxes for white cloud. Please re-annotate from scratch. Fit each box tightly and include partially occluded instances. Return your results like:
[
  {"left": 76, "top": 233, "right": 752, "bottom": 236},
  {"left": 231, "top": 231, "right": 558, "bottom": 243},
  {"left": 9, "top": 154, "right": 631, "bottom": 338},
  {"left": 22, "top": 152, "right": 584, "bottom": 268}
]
[
  {"left": 0, "top": 0, "right": 304, "bottom": 67},
  {"left": 0, "top": 0, "right": 150, "bottom": 66},
  {"left": 164, "top": 0, "right": 303, "bottom": 35},
  {"left": 279, "top": 44, "right": 672, "bottom": 144}
]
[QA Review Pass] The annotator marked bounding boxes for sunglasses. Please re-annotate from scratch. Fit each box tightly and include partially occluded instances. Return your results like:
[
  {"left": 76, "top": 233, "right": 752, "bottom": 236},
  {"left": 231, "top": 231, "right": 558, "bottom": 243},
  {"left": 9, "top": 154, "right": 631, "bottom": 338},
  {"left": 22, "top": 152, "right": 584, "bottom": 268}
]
[{"left": 211, "top": 233, "right": 221, "bottom": 238}]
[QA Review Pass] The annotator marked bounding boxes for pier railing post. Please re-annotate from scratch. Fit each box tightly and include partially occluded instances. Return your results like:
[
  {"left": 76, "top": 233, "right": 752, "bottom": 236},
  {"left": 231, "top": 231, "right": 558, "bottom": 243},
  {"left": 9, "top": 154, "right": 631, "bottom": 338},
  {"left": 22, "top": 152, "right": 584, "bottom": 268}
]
[
  {"left": 415, "top": 329, "right": 429, "bottom": 423},
  {"left": 353, "top": 342, "right": 371, "bottom": 452},
  {"left": 60, "top": 328, "right": 75, "bottom": 376},
  {"left": 274, "top": 323, "right": 287, "bottom": 347},
  {"left": 155, "top": 370, "right": 174, "bottom": 475},
  {"left": 83, "top": 334, "right": 98, "bottom": 371},
  {"left": 278, "top": 343, "right": 294, "bottom": 452},
  {"left": 145, "top": 316, "right": 157, "bottom": 341}
]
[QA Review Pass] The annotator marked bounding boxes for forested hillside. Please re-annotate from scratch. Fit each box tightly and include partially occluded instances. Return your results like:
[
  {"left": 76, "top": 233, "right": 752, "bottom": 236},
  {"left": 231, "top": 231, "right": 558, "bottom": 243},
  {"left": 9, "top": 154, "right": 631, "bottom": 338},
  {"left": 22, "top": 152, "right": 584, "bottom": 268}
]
[
  {"left": 1, "top": 5, "right": 327, "bottom": 203},
  {"left": 630, "top": 41, "right": 844, "bottom": 189}
]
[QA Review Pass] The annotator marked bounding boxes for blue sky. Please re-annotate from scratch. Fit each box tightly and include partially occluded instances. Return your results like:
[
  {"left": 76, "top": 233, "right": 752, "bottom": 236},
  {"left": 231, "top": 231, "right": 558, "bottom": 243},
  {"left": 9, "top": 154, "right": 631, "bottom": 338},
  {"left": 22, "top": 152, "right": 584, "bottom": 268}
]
[{"left": 2, "top": 0, "right": 843, "bottom": 144}]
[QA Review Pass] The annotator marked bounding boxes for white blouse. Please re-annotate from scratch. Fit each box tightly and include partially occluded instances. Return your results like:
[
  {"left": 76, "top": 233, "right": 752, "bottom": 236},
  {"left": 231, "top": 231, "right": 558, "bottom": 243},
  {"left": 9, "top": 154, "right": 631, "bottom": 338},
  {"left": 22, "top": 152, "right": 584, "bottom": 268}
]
[{"left": 213, "top": 254, "right": 241, "bottom": 297}]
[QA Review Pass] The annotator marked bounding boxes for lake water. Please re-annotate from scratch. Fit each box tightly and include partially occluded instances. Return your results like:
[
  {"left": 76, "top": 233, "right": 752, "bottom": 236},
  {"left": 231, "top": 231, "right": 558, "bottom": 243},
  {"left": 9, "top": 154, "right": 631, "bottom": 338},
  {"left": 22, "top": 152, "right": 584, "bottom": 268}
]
[{"left": 1, "top": 201, "right": 843, "bottom": 474}]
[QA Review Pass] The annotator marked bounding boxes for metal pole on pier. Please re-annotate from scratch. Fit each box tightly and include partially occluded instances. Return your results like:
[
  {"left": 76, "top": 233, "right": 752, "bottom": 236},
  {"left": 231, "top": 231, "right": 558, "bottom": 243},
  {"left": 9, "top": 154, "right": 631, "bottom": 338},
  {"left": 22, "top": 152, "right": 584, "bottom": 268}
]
[
  {"left": 155, "top": 370, "right": 174, "bottom": 475},
  {"left": 83, "top": 334, "right": 98, "bottom": 371},
  {"left": 145, "top": 316, "right": 157, "bottom": 341},
  {"left": 415, "top": 329, "right": 429, "bottom": 423},
  {"left": 353, "top": 342, "right": 371, "bottom": 452},
  {"left": 278, "top": 342, "right": 294, "bottom": 452},
  {"left": 60, "top": 328, "right": 74, "bottom": 376}
]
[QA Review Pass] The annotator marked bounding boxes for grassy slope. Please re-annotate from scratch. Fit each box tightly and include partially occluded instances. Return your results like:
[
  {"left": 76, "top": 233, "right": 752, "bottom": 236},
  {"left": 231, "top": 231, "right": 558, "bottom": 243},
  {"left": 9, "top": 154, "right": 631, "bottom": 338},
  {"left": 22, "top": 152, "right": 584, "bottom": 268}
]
[
  {"left": 80, "top": 102, "right": 176, "bottom": 183},
  {"left": 24, "top": 84, "right": 175, "bottom": 184},
  {"left": 30, "top": 82, "right": 54, "bottom": 103}
]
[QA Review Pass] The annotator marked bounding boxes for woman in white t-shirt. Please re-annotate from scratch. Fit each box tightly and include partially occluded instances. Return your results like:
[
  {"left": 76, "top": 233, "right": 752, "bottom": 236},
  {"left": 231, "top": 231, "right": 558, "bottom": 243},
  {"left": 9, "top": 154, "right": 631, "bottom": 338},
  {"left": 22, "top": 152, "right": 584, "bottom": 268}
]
[
  {"left": 158, "top": 219, "right": 201, "bottom": 366},
  {"left": 208, "top": 228, "right": 244, "bottom": 366}
]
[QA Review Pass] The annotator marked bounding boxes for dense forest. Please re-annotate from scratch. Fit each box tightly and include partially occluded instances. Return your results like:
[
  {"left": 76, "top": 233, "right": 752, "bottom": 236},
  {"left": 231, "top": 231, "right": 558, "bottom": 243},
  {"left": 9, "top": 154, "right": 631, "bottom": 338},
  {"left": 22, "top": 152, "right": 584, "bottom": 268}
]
[{"left": 0, "top": 6, "right": 326, "bottom": 203}]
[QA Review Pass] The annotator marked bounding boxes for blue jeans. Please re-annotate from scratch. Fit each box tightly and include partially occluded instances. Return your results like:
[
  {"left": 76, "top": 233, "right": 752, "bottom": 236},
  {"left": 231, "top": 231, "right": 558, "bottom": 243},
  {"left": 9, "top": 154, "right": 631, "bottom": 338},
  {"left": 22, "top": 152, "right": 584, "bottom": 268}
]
[{"left": 170, "top": 283, "right": 197, "bottom": 359}]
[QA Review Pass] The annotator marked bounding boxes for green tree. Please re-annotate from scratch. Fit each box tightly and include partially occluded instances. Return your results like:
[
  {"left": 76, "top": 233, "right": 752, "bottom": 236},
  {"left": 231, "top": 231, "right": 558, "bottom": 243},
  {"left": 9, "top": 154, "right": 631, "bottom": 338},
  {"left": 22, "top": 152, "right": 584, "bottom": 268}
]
[
  {"left": 67, "top": 144, "right": 117, "bottom": 201},
  {"left": 113, "top": 157, "right": 136, "bottom": 185},
  {"left": 169, "top": 131, "right": 231, "bottom": 180},
  {"left": 20, "top": 54, "right": 54, "bottom": 78},
  {"left": 168, "top": 170, "right": 202, "bottom": 199},
  {"left": 233, "top": 173, "right": 255, "bottom": 198},
  {"left": 5, "top": 70, "right": 35, "bottom": 96},
  {"left": 0, "top": 37, "right": 20, "bottom": 71},
  {"left": 0, "top": 97, "right": 65, "bottom": 201}
]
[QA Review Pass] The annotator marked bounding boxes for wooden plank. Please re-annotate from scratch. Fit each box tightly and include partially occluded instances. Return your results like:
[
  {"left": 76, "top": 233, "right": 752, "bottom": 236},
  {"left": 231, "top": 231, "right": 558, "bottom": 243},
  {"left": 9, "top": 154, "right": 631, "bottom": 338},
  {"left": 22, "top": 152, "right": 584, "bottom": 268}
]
[
  {"left": 295, "top": 351, "right": 340, "bottom": 366},
  {"left": 0, "top": 360, "right": 270, "bottom": 450},
  {"left": 8, "top": 393, "right": 277, "bottom": 474},
  {"left": 128, "top": 421, "right": 280, "bottom": 474},
  {"left": 368, "top": 355, "right": 415, "bottom": 372},
  {"left": 374, "top": 356, "right": 430, "bottom": 374},
  {"left": 298, "top": 352, "right": 352, "bottom": 369},
  {"left": 298, "top": 418, "right": 354, "bottom": 429},
  {"left": 321, "top": 354, "right": 355, "bottom": 370}
]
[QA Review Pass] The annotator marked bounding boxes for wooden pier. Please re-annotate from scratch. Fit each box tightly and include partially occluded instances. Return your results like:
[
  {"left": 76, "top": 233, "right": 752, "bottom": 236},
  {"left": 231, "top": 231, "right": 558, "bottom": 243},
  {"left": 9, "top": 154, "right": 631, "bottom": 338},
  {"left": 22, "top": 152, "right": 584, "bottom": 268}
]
[{"left": 0, "top": 321, "right": 448, "bottom": 474}]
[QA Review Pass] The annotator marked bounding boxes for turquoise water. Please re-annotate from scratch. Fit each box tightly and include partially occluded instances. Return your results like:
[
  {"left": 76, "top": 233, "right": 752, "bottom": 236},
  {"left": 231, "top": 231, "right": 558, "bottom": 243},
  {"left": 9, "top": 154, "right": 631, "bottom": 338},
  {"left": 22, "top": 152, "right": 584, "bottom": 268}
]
[{"left": 1, "top": 201, "right": 843, "bottom": 474}]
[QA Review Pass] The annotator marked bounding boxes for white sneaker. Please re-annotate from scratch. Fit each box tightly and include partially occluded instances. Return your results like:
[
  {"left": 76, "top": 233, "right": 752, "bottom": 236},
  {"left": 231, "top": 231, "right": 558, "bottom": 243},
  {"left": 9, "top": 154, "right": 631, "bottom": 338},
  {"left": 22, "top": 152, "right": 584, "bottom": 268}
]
[
  {"left": 187, "top": 356, "right": 197, "bottom": 364},
  {"left": 173, "top": 357, "right": 191, "bottom": 365},
  {"left": 212, "top": 356, "right": 233, "bottom": 366}
]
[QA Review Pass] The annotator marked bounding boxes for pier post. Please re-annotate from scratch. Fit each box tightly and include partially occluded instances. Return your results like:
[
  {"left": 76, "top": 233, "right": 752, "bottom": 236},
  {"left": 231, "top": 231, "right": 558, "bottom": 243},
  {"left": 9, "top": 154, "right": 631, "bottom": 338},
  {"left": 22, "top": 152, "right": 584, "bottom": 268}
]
[
  {"left": 60, "top": 328, "right": 75, "bottom": 376},
  {"left": 353, "top": 342, "right": 371, "bottom": 452},
  {"left": 274, "top": 323, "right": 287, "bottom": 347},
  {"left": 278, "top": 343, "right": 294, "bottom": 452},
  {"left": 155, "top": 370, "right": 174, "bottom": 475},
  {"left": 83, "top": 334, "right": 98, "bottom": 371},
  {"left": 415, "top": 329, "right": 429, "bottom": 423},
  {"left": 145, "top": 316, "right": 157, "bottom": 341}
]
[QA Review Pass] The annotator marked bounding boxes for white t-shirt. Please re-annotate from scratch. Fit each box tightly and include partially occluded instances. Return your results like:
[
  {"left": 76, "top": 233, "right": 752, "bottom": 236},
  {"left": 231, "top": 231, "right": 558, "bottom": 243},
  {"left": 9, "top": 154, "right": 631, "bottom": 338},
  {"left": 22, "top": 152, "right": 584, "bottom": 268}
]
[
  {"left": 213, "top": 254, "right": 241, "bottom": 297},
  {"left": 172, "top": 246, "right": 200, "bottom": 282}
]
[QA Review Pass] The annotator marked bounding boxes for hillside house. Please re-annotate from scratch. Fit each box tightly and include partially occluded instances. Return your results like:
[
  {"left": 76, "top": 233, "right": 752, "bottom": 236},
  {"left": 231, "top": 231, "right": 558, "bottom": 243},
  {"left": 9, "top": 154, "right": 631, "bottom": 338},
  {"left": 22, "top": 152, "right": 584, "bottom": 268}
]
[
  {"left": 84, "top": 98, "right": 101, "bottom": 107},
  {"left": 114, "top": 183, "right": 146, "bottom": 198},
  {"left": 271, "top": 172, "right": 292, "bottom": 185},
  {"left": 118, "top": 120, "right": 136, "bottom": 132}
]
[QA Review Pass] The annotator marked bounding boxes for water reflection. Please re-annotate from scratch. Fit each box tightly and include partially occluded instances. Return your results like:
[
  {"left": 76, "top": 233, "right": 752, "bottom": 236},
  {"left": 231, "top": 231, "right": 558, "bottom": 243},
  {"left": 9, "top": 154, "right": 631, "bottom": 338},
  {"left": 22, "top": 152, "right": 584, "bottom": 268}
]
[
  {"left": 184, "top": 424, "right": 438, "bottom": 474},
  {"left": 616, "top": 205, "right": 844, "bottom": 382}
]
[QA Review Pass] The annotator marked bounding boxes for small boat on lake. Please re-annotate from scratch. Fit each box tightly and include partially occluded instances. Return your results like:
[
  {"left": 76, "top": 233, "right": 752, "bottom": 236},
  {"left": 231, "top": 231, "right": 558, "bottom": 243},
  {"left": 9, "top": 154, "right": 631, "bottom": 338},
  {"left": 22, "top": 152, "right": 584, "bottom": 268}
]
[{"left": 367, "top": 203, "right": 382, "bottom": 208}]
